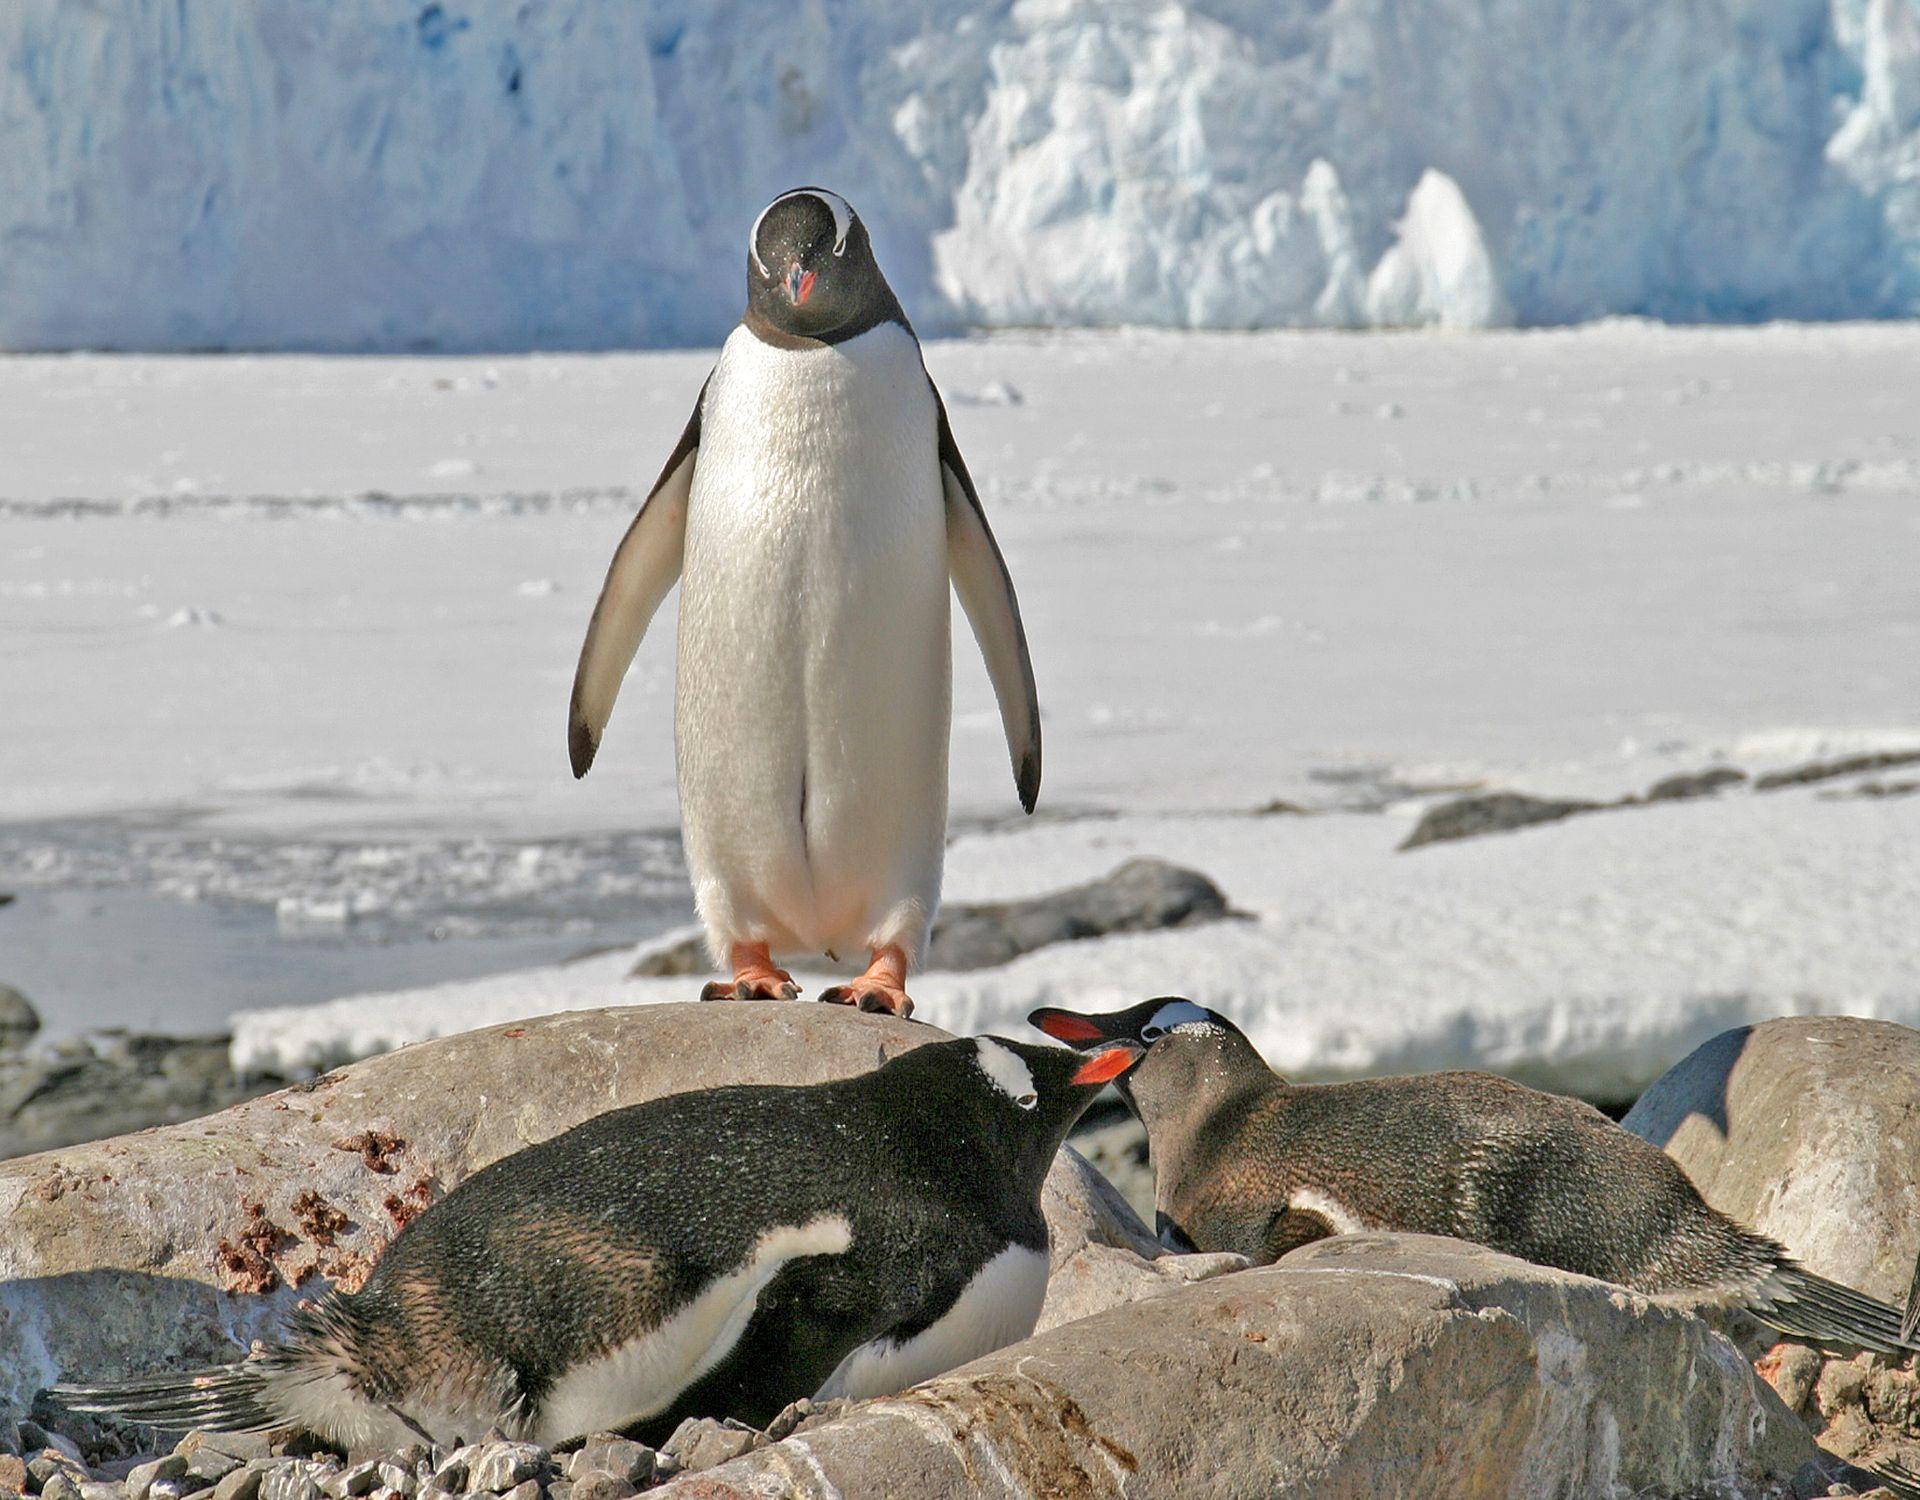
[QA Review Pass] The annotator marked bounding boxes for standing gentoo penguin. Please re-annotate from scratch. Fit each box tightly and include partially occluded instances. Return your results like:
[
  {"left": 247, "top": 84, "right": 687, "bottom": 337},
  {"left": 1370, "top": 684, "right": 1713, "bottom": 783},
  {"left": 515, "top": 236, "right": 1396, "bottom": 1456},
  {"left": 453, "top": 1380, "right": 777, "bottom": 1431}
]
[
  {"left": 1031, "top": 998, "right": 1920, "bottom": 1356},
  {"left": 50, "top": 1035, "right": 1136, "bottom": 1449},
  {"left": 567, "top": 187, "right": 1041, "bottom": 1017}
]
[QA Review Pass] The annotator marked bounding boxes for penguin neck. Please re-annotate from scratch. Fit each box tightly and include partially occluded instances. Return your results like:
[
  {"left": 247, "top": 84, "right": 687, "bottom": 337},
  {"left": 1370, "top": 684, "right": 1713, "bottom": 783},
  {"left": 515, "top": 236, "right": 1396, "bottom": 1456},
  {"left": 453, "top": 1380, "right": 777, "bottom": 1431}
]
[
  {"left": 742, "top": 284, "right": 910, "bottom": 351},
  {"left": 1126, "top": 1032, "right": 1285, "bottom": 1202}
]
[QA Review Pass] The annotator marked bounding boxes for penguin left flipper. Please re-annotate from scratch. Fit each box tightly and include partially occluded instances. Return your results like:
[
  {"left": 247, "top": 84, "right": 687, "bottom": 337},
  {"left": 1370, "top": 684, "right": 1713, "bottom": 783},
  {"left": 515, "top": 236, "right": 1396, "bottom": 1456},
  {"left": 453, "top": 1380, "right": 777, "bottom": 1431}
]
[
  {"left": 935, "top": 389, "right": 1042, "bottom": 814},
  {"left": 568, "top": 379, "right": 707, "bottom": 778}
]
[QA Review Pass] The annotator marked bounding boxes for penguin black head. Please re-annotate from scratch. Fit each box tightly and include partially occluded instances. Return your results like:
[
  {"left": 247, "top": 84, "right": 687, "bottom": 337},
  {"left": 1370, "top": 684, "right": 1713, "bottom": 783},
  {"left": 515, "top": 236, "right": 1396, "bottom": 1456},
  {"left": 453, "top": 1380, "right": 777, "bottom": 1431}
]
[
  {"left": 745, "top": 187, "right": 901, "bottom": 344},
  {"left": 1027, "top": 998, "right": 1270, "bottom": 1122},
  {"left": 902, "top": 1035, "right": 1142, "bottom": 1189}
]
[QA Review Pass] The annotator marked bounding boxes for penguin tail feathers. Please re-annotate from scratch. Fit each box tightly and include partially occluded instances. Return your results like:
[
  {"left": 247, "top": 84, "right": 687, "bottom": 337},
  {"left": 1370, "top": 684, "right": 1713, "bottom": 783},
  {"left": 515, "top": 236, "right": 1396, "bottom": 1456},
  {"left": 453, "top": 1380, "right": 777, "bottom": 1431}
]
[
  {"left": 45, "top": 1362, "right": 277, "bottom": 1434},
  {"left": 1903, "top": 1244, "right": 1920, "bottom": 1345},
  {"left": 1871, "top": 1456, "right": 1920, "bottom": 1500},
  {"left": 1742, "top": 1260, "right": 1920, "bottom": 1357}
]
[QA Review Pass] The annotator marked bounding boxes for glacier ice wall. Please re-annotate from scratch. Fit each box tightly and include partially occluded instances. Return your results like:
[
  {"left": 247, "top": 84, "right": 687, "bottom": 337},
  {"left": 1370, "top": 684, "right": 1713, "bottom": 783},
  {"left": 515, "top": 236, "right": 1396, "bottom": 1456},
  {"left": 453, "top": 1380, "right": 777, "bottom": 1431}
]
[{"left": 2, "top": 0, "right": 1918, "bottom": 349}]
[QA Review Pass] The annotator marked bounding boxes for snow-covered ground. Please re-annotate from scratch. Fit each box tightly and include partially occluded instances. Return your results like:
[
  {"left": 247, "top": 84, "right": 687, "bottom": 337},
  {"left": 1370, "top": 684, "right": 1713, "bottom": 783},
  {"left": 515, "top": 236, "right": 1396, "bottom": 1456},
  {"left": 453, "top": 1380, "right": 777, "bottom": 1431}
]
[
  {"left": 3, "top": 323, "right": 1918, "bottom": 1091},
  {"left": 5, "top": 0, "right": 1920, "bottom": 348}
]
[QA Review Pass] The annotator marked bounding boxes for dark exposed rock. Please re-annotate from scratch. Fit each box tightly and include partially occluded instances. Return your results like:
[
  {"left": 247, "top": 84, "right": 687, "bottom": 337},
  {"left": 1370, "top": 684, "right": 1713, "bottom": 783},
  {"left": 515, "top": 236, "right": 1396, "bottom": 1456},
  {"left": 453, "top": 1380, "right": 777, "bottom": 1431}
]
[
  {"left": 0, "top": 986, "right": 40, "bottom": 1051},
  {"left": 631, "top": 859, "right": 1240, "bottom": 977},
  {"left": 0, "top": 1033, "right": 287, "bottom": 1162},
  {"left": 1644, "top": 766, "right": 1748, "bottom": 801},
  {"left": 1398, "top": 790, "right": 1606, "bottom": 850},
  {"left": 1754, "top": 750, "right": 1920, "bottom": 790},
  {"left": 925, "top": 859, "right": 1238, "bottom": 970}
]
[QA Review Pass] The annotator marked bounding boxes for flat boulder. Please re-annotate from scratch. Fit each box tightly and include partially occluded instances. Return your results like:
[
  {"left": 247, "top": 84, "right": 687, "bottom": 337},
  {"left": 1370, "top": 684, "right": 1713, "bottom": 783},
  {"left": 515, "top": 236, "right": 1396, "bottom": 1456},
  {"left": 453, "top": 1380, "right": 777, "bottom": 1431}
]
[
  {"left": 659, "top": 1233, "right": 1829, "bottom": 1499},
  {"left": 1623, "top": 1016, "right": 1920, "bottom": 1302},
  {"left": 0, "top": 1003, "right": 1159, "bottom": 1422}
]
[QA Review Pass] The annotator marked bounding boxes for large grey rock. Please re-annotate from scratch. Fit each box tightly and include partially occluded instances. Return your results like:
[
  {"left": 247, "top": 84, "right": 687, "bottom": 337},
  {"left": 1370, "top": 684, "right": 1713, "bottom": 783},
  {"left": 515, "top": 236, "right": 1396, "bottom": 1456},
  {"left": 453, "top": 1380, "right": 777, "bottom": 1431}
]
[
  {"left": 630, "top": 859, "right": 1237, "bottom": 977},
  {"left": 0, "top": 1004, "right": 1156, "bottom": 1421},
  {"left": 656, "top": 1233, "right": 1829, "bottom": 1500},
  {"left": 1623, "top": 1016, "right": 1920, "bottom": 1302}
]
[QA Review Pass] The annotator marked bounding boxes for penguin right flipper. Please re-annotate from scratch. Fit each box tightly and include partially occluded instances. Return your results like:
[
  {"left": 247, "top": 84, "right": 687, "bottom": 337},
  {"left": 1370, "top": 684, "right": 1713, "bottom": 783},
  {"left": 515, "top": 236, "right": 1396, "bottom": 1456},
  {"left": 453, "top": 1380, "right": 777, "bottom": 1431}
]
[
  {"left": 935, "top": 391, "right": 1042, "bottom": 813},
  {"left": 568, "top": 380, "right": 706, "bottom": 778}
]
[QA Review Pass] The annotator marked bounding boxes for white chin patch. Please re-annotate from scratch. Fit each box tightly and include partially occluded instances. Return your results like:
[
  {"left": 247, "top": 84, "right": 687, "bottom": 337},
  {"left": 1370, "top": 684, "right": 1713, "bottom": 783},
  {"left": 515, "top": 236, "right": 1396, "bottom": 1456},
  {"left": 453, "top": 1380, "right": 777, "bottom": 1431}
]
[
  {"left": 974, "top": 1039, "right": 1036, "bottom": 1103},
  {"left": 750, "top": 188, "right": 856, "bottom": 273},
  {"left": 1147, "top": 999, "right": 1216, "bottom": 1034}
]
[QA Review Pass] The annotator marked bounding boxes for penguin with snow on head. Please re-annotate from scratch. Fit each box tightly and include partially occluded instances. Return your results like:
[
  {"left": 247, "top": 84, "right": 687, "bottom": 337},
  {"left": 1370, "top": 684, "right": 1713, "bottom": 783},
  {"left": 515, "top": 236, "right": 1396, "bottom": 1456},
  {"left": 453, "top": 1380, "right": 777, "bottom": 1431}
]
[{"left": 568, "top": 187, "right": 1041, "bottom": 1018}]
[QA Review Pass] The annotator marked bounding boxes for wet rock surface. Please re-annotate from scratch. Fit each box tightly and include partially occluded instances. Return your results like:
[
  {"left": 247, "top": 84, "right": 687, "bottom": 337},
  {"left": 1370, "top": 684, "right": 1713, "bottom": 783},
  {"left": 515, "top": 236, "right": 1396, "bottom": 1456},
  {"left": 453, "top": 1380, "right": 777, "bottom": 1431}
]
[{"left": 629, "top": 858, "right": 1238, "bottom": 977}]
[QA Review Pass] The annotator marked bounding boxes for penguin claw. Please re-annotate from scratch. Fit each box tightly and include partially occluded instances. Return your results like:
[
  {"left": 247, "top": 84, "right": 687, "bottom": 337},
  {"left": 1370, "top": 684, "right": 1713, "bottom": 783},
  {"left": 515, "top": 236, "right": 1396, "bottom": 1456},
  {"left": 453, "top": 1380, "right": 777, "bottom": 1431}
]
[
  {"left": 700, "top": 973, "right": 801, "bottom": 1002},
  {"left": 819, "top": 983, "right": 914, "bottom": 1019}
]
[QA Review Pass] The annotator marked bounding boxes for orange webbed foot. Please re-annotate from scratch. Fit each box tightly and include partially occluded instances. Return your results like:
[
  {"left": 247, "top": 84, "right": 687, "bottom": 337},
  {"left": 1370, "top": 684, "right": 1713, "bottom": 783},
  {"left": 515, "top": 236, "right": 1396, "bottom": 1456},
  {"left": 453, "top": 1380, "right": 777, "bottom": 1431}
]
[
  {"left": 819, "top": 946, "right": 913, "bottom": 1018},
  {"left": 701, "top": 943, "right": 800, "bottom": 1002}
]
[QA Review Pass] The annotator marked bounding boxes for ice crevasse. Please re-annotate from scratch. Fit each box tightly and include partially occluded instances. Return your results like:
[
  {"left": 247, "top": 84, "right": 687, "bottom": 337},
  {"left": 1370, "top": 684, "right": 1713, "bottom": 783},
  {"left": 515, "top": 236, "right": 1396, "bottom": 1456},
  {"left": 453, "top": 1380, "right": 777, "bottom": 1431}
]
[{"left": 2, "top": 0, "right": 1919, "bottom": 349}]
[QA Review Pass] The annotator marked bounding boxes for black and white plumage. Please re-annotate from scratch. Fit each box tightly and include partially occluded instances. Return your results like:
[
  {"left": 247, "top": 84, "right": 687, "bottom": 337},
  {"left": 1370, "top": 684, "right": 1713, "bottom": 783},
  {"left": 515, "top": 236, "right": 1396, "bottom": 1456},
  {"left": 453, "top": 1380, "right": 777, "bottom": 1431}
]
[
  {"left": 1031, "top": 998, "right": 1920, "bottom": 1357},
  {"left": 49, "top": 1035, "right": 1135, "bottom": 1449},
  {"left": 567, "top": 186, "right": 1041, "bottom": 1018}
]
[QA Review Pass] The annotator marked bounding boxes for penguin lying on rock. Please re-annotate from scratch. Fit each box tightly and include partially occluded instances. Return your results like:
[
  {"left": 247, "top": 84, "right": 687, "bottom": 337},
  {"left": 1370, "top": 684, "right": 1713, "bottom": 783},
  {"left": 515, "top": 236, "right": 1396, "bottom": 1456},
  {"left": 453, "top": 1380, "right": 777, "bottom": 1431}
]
[
  {"left": 568, "top": 186, "right": 1041, "bottom": 1019},
  {"left": 50, "top": 1035, "right": 1138, "bottom": 1449},
  {"left": 1031, "top": 998, "right": 1920, "bottom": 1357}
]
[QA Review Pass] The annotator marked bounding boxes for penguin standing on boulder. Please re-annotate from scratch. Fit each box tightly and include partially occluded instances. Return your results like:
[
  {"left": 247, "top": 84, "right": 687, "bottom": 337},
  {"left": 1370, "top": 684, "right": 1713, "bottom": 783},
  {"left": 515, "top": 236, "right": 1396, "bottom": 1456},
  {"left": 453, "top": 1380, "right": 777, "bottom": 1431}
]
[
  {"left": 51, "top": 1035, "right": 1136, "bottom": 1449},
  {"left": 1031, "top": 998, "right": 1920, "bottom": 1356},
  {"left": 568, "top": 187, "right": 1041, "bottom": 1018}
]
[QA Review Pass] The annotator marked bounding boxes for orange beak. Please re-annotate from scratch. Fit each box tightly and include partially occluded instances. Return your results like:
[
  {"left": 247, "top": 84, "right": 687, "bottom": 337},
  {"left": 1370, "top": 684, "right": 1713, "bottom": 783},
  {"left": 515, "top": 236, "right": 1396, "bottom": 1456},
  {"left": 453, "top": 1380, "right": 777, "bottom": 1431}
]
[{"left": 1070, "top": 1043, "right": 1143, "bottom": 1087}]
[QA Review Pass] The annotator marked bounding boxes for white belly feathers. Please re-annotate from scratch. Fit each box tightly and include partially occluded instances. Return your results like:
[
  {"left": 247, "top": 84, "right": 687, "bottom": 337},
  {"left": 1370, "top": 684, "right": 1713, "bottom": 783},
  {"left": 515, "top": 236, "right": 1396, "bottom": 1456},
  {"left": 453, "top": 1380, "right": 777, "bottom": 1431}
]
[{"left": 675, "top": 322, "right": 951, "bottom": 964}]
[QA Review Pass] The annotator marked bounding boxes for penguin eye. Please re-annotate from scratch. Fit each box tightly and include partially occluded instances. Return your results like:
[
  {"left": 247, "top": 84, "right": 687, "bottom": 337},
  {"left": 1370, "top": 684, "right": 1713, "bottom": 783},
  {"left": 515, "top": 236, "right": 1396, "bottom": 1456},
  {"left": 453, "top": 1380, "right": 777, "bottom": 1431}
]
[
  {"left": 1016, "top": 1092, "right": 1038, "bottom": 1110},
  {"left": 1141, "top": 1025, "right": 1165, "bottom": 1042}
]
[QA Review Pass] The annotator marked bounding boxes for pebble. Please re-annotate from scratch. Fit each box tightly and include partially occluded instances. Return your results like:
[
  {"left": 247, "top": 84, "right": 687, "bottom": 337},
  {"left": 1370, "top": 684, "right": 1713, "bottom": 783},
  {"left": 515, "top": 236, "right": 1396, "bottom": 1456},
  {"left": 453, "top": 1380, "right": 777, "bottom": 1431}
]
[
  {"left": 0, "top": 1455, "right": 26, "bottom": 1492},
  {"left": 40, "top": 1475, "right": 84, "bottom": 1500},
  {"left": 564, "top": 1440, "right": 652, "bottom": 1487},
  {"left": 321, "top": 1460, "right": 382, "bottom": 1499},
  {"left": 463, "top": 1443, "right": 544, "bottom": 1493},
  {"left": 183, "top": 1452, "right": 244, "bottom": 1485},
  {"left": 661, "top": 1418, "right": 758, "bottom": 1474},
  {"left": 210, "top": 1467, "right": 264, "bottom": 1500},
  {"left": 260, "top": 1463, "right": 330, "bottom": 1500},
  {"left": 125, "top": 1455, "right": 190, "bottom": 1500},
  {"left": 566, "top": 1477, "right": 634, "bottom": 1500}
]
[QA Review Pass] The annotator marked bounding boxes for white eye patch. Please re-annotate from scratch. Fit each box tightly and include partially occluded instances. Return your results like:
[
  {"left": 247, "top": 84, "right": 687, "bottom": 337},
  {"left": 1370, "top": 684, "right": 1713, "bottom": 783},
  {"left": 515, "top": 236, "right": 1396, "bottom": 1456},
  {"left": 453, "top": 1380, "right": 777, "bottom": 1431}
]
[
  {"left": 1140, "top": 999, "right": 1216, "bottom": 1041},
  {"left": 749, "top": 188, "right": 855, "bottom": 274},
  {"left": 975, "top": 1038, "right": 1038, "bottom": 1108}
]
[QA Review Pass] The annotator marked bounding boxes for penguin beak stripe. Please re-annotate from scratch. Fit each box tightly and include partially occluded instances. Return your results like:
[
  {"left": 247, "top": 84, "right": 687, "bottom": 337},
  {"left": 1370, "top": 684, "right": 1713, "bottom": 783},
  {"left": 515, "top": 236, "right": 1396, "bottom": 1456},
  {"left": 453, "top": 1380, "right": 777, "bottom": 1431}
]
[
  {"left": 786, "top": 265, "right": 816, "bottom": 306},
  {"left": 1071, "top": 1045, "right": 1142, "bottom": 1087},
  {"left": 1029, "top": 1009, "right": 1109, "bottom": 1045}
]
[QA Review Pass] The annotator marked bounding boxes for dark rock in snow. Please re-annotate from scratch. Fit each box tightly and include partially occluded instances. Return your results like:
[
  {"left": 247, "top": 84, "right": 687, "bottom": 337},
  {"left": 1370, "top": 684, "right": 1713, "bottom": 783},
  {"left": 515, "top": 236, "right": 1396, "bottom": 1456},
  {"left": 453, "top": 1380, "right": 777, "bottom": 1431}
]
[
  {"left": 1644, "top": 766, "right": 1748, "bottom": 801},
  {"left": 1399, "top": 790, "right": 1605, "bottom": 850},
  {"left": 632, "top": 858, "right": 1239, "bottom": 977},
  {"left": 1753, "top": 749, "right": 1920, "bottom": 790}
]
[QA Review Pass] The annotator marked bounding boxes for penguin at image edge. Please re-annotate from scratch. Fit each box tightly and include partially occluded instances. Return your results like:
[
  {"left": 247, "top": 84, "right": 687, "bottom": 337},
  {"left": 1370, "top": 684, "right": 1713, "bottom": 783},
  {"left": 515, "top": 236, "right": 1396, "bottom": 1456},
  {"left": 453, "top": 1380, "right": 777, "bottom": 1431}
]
[
  {"left": 1032, "top": 996, "right": 1920, "bottom": 1359},
  {"left": 568, "top": 186, "right": 1041, "bottom": 1019},
  {"left": 48, "top": 1034, "right": 1142, "bottom": 1449}
]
